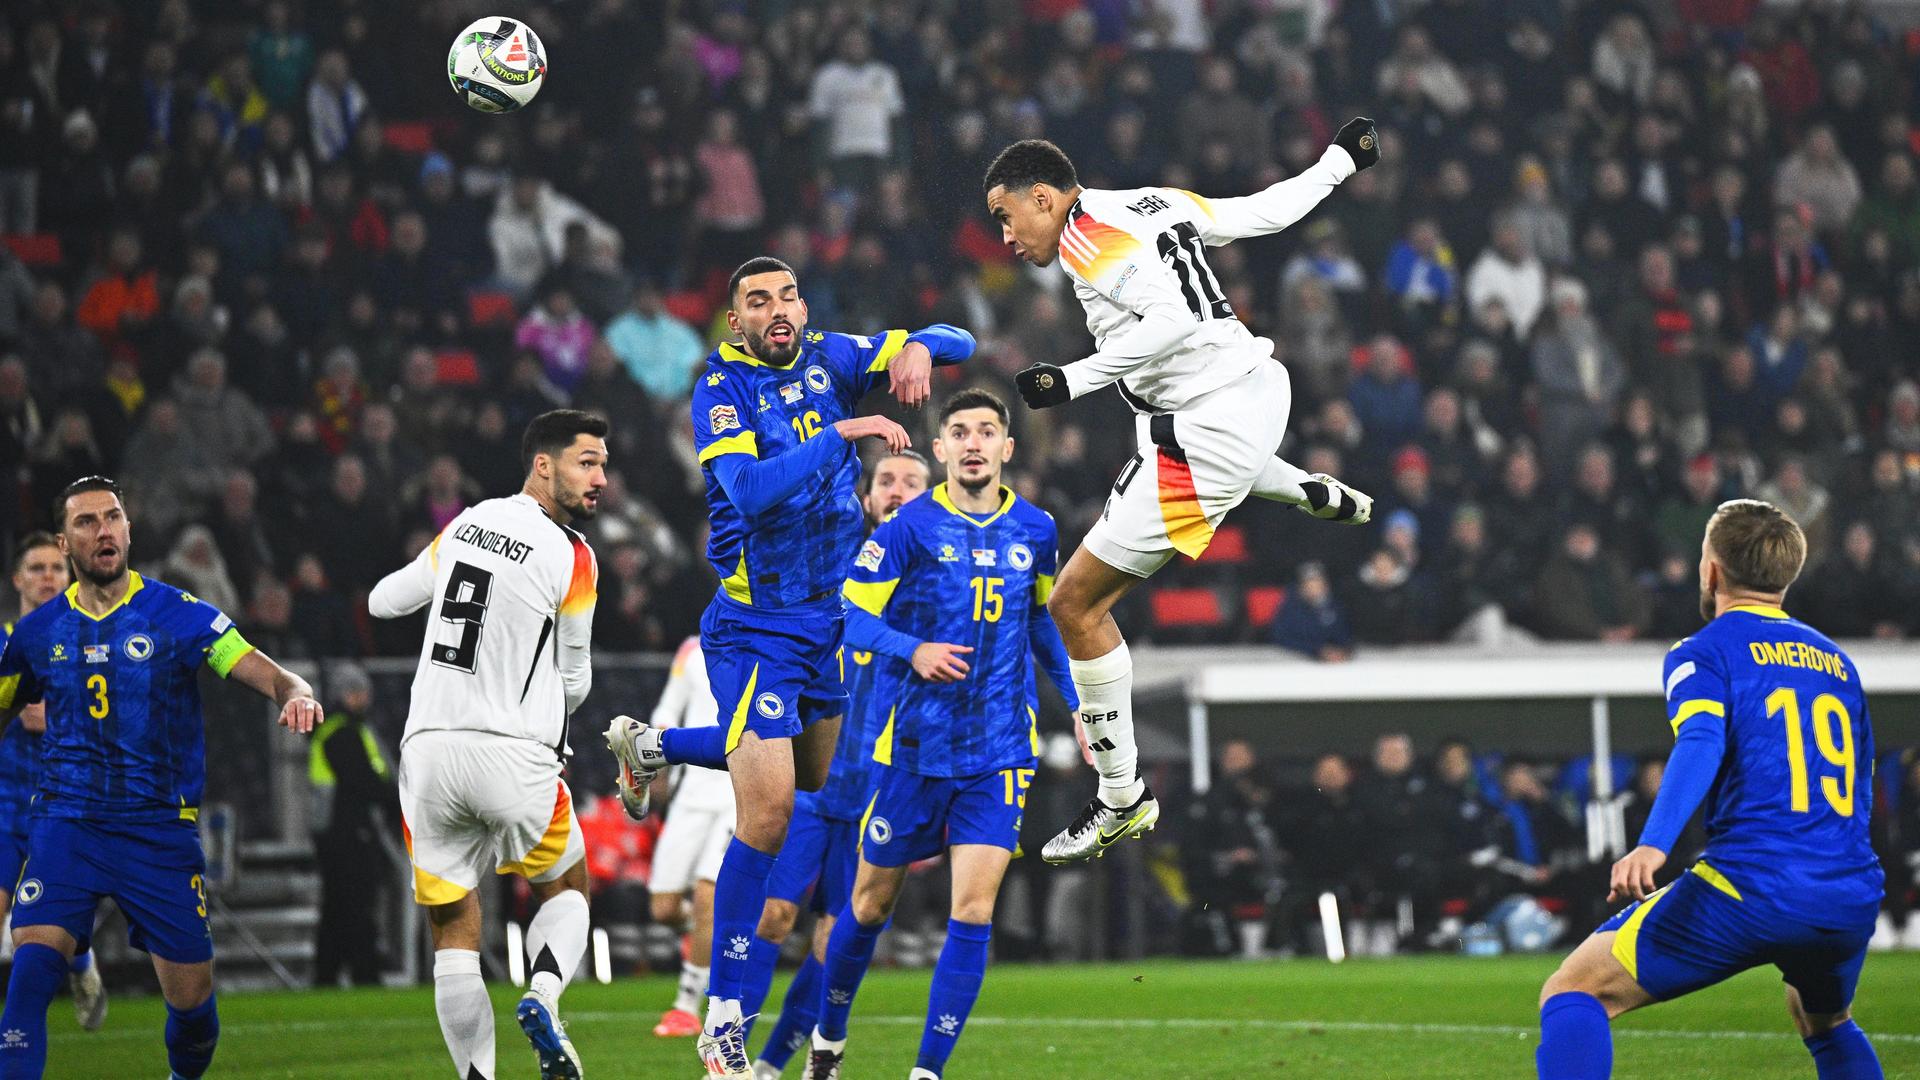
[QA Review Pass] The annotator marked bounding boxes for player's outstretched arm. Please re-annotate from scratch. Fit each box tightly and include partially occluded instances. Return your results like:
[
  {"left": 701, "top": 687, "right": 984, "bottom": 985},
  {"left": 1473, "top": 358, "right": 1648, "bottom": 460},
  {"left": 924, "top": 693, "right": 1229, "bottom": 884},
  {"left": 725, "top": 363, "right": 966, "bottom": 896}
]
[
  {"left": 228, "top": 649, "right": 324, "bottom": 735},
  {"left": 1017, "top": 295, "right": 1197, "bottom": 407},
  {"left": 369, "top": 532, "right": 441, "bottom": 618},
  {"left": 1178, "top": 117, "right": 1379, "bottom": 246}
]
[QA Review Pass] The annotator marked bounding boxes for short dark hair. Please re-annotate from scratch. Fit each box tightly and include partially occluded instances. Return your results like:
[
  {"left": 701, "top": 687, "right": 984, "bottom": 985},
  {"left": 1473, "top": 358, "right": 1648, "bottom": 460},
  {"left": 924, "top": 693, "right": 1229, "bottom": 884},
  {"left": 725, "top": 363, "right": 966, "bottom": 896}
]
[
  {"left": 1706, "top": 498, "right": 1806, "bottom": 594},
  {"left": 983, "top": 140, "right": 1078, "bottom": 196},
  {"left": 57, "top": 476, "right": 123, "bottom": 527},
  {"left": 521, "top": 410, "right": 609, "bottom": 474},
  {"left": 861, "top": 450, "right": 931, "bottom": 494},
  {"left": 727, "top": 256, "right": 797, "bottom": 305},
  {"left": 939, "top": 388, "right": 1010, "bottom": 428},
  {"left": 13, "top": 531, "right": 59, "bottom": 573}
]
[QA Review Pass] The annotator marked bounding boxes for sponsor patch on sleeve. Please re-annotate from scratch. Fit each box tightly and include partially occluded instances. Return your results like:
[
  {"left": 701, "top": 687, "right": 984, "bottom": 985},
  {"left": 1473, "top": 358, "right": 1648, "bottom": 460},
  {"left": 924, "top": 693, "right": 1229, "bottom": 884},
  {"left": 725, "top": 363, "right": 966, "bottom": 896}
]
[{"left": 709, "top": 404, "right": 741, "bottom": 434}]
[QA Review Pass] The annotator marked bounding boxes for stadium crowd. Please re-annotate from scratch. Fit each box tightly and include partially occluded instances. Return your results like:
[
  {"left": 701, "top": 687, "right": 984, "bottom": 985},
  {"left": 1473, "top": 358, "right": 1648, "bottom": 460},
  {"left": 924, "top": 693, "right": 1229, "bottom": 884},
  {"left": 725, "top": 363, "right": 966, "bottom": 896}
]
[
  {"left": 1, "top": 0, "right": 1919, "bottom": 653},
  {"left": 5, "top": 0, "right": 1919, "bottom": 977}
]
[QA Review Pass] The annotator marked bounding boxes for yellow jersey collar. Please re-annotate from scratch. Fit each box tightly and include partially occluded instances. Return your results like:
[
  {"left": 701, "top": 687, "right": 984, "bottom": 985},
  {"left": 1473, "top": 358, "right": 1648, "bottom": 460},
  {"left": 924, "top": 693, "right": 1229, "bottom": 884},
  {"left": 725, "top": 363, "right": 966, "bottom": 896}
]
[
  {"left": 718, "top": 341, "right": 800, "bottom": 370},
  {"left": 1726, "top": 603, "right": 1789, "bottom": 620},
  {"left": 66, "top": 571, "right": 144, "bottom": 622},
  {"left": 931, "top": 483, "right": 1015, "bottom": 528}
]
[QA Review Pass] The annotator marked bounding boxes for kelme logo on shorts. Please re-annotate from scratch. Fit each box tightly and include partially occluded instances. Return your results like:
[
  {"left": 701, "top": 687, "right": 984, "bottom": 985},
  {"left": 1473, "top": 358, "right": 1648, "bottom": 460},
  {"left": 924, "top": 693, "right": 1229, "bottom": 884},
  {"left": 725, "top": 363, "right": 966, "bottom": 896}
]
[
  {"left": 755, "top": 692, "right": 785, "bottom": 719},
  {"left": 867, "top": 817, "right": 892, "bottom": 845}
]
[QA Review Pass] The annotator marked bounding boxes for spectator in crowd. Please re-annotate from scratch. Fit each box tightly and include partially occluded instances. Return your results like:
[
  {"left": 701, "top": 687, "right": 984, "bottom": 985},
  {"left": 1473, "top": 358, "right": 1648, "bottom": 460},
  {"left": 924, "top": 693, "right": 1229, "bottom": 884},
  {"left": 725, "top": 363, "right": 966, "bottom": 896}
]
[
  {"left": 174, "top": 348, "right": 274, "bottom": 466},
  {"left": 1793, "top": 521, "right": 1910, "bottom": 638},
  {"left": 514, "top": 284, "right": 597, "bottom": 394},
  {"left": 162, "top": 523, "right": 242, "bottom": 616},
  {"left": 1279, "top": 753, "right": 1372, "bottom": 953},
  {"left": 1530, "top": 523, "right": 1648, "bottom": 642},
  {"left": 306, "top": 49, "right": 369, "bottom": 163},
  {"left": 1348, "top": 334, "right": 1423, "bottom": 462},
  {"left": 309, "top": 663, "right": 400, "bottom": 987},
  {"left": 1775, "top": 125, "right": 1863, "bottom": 237},
  {"left": 1181, "top": 740, "right": 1282, "bottom": 957},
  {"left": 1356, "top": 734, "right": 1450, "bottom": 948},
  {"left": 1269, "top": 561, "right": 1352, "bottom": 662},
  {"left": 1531, "top": 278, "right": 1626, "bottom": 481},
  {"left": 1465, "top": 216, "right": 1546, "bottom": 340},
  {"left": 808, "top": 29, "right": 905, "bottom": 193},
  {"left": 1489, "top": 760, "right": 1583, "bottom": 898}
]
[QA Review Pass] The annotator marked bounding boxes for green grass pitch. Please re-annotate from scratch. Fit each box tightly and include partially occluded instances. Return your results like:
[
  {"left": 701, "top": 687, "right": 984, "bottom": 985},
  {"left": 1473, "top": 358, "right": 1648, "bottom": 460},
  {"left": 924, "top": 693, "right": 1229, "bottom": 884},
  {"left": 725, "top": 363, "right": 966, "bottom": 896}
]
[{"left": 45, "top": 953, "right": 1920, "bottom": 1078}]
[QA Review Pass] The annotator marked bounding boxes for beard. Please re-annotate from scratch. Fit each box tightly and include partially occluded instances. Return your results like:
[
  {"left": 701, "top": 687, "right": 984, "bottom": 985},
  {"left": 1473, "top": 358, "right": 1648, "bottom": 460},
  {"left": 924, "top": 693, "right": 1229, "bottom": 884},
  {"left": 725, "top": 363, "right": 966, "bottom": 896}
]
[
  {"left": 743, "top": 324, "right": 801, "bottom": 368},
  {"left": 954, "top": 465, "right": 995, "bottom": 494},
  {"left": 557, "top": 486, "right": 599, "bottom": 521},
  {"left": 77, "top": 549, "right": 127, "bottom": 588}
]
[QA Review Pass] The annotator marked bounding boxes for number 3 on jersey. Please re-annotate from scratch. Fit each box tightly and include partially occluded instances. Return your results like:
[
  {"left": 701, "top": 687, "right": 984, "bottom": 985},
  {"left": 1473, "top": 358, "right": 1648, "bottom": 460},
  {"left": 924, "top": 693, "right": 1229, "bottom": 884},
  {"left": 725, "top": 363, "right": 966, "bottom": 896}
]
[
  {"left": 1768, "top": 687, "right": 1855, "bottom": 817},
  {"left": 433, "top": 561, "right": 493, "bottom": 673},
  {"left": 1157, "top": 222, "right": 1232, "bottom": 321}
]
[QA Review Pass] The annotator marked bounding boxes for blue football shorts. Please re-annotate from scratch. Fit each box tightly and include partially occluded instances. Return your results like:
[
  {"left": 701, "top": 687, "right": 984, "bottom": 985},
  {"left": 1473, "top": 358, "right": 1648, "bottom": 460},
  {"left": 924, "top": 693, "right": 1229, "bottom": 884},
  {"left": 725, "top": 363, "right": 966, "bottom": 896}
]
[
  {"left": 765, "top": 796, "right": 862, "bottom": 914},
  {"left": 858, "top": 764, "right": 1034, "bottom": 868},
  {"left": 701, "top": 595, "right": 846, "bottom": 752},
  {"left": 13, "top": 817, "right": 212, "bottom": 963}
]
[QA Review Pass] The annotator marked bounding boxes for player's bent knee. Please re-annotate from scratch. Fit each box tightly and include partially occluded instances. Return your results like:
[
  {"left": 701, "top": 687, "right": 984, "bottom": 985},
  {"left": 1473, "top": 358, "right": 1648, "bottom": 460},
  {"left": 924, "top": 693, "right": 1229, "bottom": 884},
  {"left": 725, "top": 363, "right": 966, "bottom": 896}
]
[
  {"left": 758, "top": 899, "right": 800, "bottom": 941},
  {"left": 651, "top": 893, "right": 686, "bottom": 926},
  {"left": 11, "top": 923, "right": 76, "bottom": 956},
  {"left": 951, "top": 897, "right": 997, "bottom": 924}
]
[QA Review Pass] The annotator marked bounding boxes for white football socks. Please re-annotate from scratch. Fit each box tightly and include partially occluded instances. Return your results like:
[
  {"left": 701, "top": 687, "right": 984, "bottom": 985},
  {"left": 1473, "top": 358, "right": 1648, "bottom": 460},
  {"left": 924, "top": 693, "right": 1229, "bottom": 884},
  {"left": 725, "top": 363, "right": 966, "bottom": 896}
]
[
  {"left": 1251, "top": 455, "right": 1313, "bottom": 505},
  {"left": 1071, "top": 642, "right": 1145, "bottom": 807},
  {"left": 525, "top": 888, "right": 589, "bottom": 1005},
  {"left": 674, "top": 960, "right": 709, "bottom": 1015},
  {"left": 434, "top": 948, "right": 495, "bottom": 1080}
]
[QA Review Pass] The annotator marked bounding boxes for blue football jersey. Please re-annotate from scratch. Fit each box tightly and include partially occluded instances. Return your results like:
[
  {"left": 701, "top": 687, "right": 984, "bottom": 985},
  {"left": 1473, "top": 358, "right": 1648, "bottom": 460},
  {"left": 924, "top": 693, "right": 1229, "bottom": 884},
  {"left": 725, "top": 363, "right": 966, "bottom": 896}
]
[
  {"left": 0, "top": 622, "right": 36, "bottom": 836},
  {"left": 690, "top": 328, "right": 968, "bottom": 610},
  {"left": 800, "top": 645, "right": 900, "bottom": 822},
  {"left": 0, "top": 574, "right": 256, "bottom": 825},
  {"left": 1661, "top": 604, "right": 1883, "bottom": 921},
  {"left": 842, "top": 485, "right": 1059, "bottom": 778}
]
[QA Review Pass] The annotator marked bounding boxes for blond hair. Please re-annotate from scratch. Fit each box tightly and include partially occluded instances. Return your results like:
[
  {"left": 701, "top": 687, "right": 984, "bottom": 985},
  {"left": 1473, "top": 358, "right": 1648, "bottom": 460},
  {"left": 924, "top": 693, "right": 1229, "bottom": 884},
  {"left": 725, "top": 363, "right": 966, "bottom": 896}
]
[{"left": 1705, "top": 499, "right": 1806, "bottom": 594}]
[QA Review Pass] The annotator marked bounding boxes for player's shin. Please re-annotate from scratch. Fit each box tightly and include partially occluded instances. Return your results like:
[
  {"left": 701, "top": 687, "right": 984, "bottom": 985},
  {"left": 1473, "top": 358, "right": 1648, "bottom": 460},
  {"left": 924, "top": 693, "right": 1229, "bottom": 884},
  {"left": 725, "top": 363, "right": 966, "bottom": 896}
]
[
  {"left": 1536, "top": 992, "right": 1611, "bottom": 1080},
  {"left": 163, "top": 994, "right": 219, "bottom": 1079},
  {"left": 434, "top": 949, "right": 496, "bottom": 1080},
  {"left": 663, "top": 726, "right": 731, "bottom": 771},
  {"left": 0, "top": 942, "right": 67, "bottom": 1079},
  {"left": 675, "top": 960, "right": 710, "bottom": 1016},
  {"left": 756, "top": 954, "right": 823, "bottom": 1071},
  {"left": 525, "top": 889, "right": 590, "bottom": 1004},
  {"left": 916, "top": 920, "right": 991, "bottom": 1077},
  {"left": 1072, "top": 642, "right": 1144, "bottom": 806},
  {"left": 814, "top": 911, "right": 888, "bottom": 1047},
  {"left": 1805, "top": 1021, "right": 1883, "bottom": 1080},
  {"left": 707, "top": 839, "right": 778, "bottom": 1018}
]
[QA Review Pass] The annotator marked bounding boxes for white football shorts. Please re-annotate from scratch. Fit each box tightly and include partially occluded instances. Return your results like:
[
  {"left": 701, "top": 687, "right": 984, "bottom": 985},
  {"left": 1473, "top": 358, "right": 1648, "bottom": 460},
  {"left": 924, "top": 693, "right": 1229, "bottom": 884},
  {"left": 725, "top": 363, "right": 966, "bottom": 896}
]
[
  {"left": 1083, "top": 359, "right": 1292, "bottom": 577},
  {"left": 399, "top": 729, "right": 586, "bottom": 904},
  {"left": 649, "top": 803, "right": 736, "bottom": 895}
]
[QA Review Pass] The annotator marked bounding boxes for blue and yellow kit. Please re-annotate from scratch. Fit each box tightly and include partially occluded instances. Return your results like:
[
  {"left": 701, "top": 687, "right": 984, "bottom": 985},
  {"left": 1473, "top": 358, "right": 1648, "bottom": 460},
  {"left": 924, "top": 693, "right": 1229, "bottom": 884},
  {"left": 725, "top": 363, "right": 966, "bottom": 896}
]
[
  {"left": 1601, "top": 604, "right": 1883, "bottom": 1012},
  {"left": 0, "top": 621, "right": 38, "bottom": 893},
  {"left": 688, "top": 325, "right": 971, "bottom": 747},
  {"left": 842, "top": 485, "right": 1076, "bottom": 864},
  {"left": 0, "top": 573, "right": 257, "bottom": 962}
]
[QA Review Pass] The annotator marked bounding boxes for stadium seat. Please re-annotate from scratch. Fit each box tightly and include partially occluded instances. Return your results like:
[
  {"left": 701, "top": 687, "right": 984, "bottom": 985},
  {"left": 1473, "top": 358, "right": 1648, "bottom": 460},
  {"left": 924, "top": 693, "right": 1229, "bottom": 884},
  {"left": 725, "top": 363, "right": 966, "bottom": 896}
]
[
  {"left": 467, "top": 290, "right": 517, "bottom": 327},
  {"left": 434, "top": 349, "right": 482, "bottom": 385},
  {"left": 1244, "top": 585, "right": 1287, "bottom": 628},
  {"left": 1198, "top": 524, "right": 1248, "bottom": 564},
  {"left": 4, "top": 234, "right": 62, "bottom": 267},
  {"left": 1150, "top": 587, "right": 1224, "bottom": 630},
  {"left": 382, "top": 121, "right": 436, "bottom": 153}
]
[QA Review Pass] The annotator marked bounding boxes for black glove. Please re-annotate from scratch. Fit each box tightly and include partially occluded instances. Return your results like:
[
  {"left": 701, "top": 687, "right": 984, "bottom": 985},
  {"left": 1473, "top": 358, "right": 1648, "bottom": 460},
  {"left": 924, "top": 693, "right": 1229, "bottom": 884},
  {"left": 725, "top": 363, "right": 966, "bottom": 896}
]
[
  {"left": 1014, "top": 363, "right": 1071, "bottom": 409},
  {"left": 1333, "top": 116, "right": 1380, "bottom": 171}
]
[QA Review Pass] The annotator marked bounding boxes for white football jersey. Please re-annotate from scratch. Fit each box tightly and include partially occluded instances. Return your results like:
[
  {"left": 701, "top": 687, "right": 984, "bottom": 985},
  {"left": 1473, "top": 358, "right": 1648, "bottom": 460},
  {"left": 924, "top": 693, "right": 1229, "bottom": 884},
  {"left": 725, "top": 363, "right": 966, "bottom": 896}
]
[
  {"left": 370, "top": 493, "right": 597, "bottom": 752},
  {"left": 1057, "top": 146, "right": 1357, "bottom": 412},
  {"left": 651, "top": 637, "right": 734, "bottom": 812}
]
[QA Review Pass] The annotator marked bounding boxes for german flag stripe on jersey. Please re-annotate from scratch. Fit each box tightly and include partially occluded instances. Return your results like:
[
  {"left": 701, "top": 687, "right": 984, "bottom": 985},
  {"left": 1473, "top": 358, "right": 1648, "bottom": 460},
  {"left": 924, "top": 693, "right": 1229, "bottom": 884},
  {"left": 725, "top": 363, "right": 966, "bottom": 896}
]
[
  {"left": 1156, "top": 448, "right": 1213, "bottom": 558},
  {"left": 561, "top": 534, "right": 596, "bottom": 616},
  {"left": 1059, "top": 208, "right": 1140, "bottom": 287}
]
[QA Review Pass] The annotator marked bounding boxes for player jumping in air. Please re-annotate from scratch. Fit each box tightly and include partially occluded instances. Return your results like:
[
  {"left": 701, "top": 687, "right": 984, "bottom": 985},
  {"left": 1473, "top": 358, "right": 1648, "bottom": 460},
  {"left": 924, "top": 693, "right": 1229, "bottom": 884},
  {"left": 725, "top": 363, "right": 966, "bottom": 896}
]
[
  {"left": 805, "top": 388, "right": 1078, "bottom": 1080},
  {"left": 370, "top": 410, "right": 607, "bottom": 1080},
  {"left": 0, "top": 534, "right": 106, "bottom": 1033},
  {"left": 606, "top": 257, "right": 973, "bottom": 1078},
  {"left": 0, "top": 477, "right": 325, "bottom": 1080},
  {"left": 649, "top": 635, "right": 738, "bottom": 1039},
  {"left": 982, "top": 119, "right": 1381, "bottom": 863},
  {"left": 742, "top": 450, "right": 931, "bottom": 1078},
  {"left": 1535, "top": 500, "right": 1884, "bottom": 1080}
]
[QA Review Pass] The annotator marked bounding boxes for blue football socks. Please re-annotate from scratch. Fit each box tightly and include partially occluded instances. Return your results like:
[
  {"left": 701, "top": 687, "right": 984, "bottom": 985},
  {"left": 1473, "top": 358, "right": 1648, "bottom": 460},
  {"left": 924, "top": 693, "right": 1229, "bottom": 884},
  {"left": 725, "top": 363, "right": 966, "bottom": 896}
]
[
  {"left": 164, "top": 994, "right": 220, "bottom": 1079},
  {"left": 917, "top": 919, "right": 991, "bottom": 1076},
  {"left": 1806, "top": 1019, "right": 1883, "bottom": 1080},
  {"left": 661, "top": 726, "right": 729, "bottom": 770},
  {"left": 0, "top": 942, "right": 67, "bottom": 1078},
  {"left": 737, "top": 935, "right": 782, "bottom": 1038},
  {"left": 817, "top": 913, "right": 888, "bottom": 1041},
  {"left": 1536, "top": 991, "right": 1611, "bottom": 1079},
  {"left": 707, "top": 839, "right": 777, "bottom": 1003},
  {"left": 756, "top": 954, "right": 823, "bottom": 1070}
]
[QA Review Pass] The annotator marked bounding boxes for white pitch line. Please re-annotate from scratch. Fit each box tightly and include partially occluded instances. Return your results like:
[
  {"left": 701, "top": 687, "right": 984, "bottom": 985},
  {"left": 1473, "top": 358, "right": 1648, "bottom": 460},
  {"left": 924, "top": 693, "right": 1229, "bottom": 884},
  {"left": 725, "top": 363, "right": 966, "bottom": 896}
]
[{"left": 71, "top": 1011, "right": 1920, "bottom": 1046}]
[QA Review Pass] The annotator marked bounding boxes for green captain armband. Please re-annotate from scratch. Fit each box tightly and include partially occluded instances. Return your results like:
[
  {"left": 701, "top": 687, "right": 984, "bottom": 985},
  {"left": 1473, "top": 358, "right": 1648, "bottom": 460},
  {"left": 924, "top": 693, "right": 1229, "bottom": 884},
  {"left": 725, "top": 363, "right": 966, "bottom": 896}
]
[{"left": 206, "top": 628, "right": 257, "bottom": 678}]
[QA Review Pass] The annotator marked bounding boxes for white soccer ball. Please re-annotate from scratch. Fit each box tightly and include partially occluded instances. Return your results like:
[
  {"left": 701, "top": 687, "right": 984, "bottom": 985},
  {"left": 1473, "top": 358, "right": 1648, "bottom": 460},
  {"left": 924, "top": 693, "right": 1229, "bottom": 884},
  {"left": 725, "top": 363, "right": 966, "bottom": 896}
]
[{"left": 447, "top": 17, "right": 547, "bottom": 114}]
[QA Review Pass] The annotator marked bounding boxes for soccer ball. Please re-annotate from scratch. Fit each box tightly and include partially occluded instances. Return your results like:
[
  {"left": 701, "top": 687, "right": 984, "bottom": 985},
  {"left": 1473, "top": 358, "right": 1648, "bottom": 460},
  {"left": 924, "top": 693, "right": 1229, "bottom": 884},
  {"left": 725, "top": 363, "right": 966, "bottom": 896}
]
[{"left": 447, "top": 17, "right": 546, "bottom": 114}]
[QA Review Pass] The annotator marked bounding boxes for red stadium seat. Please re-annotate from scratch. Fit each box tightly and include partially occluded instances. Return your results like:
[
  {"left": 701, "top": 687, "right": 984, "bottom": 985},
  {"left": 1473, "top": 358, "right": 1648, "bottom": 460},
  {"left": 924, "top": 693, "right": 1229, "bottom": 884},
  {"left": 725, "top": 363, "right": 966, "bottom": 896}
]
[
  {"left": 1198, "top": 524, "right": 1248, "bottom": 564},
  {"left": 434, "top": 349, "right": 482, "bottom": 385},
  {"left": 467, "top": 290, "right": 517, "bottom": 327},
  {"left": 4, "top": 234, "right": 62, "bottom": 267},
  {"left": 383, "top": 122, "right": 435, "bottom": 153},
  {"left": 665, "top": 290, "right": 713, "bottom": 327},
  {"left": 1151, "top": 587, "right": 1224, "bottom": 629},
  {"left": 1244, "top": 585, "right": 1287, "bottom": 628}
]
